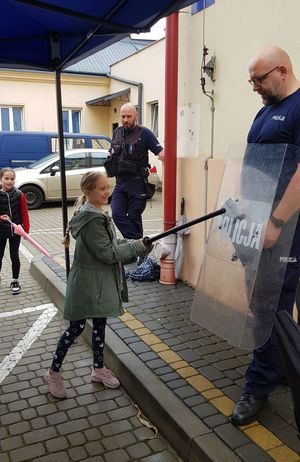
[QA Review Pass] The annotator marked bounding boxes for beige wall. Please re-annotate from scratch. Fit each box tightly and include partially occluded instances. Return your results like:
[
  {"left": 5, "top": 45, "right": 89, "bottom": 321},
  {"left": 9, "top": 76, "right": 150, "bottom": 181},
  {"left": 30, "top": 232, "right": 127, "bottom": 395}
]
[
  {"left": 177, "top": 0, "right": 300, "bottom": 286},
  {"left": 178, "top": 1, "right": 300, "bottom": 159},
  {"left": 0, "top": 70, "right": 110, "bottom": 134}
]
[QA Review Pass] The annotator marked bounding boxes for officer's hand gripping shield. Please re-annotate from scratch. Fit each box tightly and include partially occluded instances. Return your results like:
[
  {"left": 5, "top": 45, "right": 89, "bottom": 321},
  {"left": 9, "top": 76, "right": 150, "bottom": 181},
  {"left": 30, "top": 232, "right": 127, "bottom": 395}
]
[{"left": 191, "top": 143, "right": 299, "bottom": 350}]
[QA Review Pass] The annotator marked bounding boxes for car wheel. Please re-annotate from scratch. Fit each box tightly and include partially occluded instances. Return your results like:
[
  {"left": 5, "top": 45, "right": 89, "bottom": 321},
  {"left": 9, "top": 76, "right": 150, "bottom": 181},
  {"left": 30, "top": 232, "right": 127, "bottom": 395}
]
[{"left": 20, "top": 185, "right": 44, "bottom": 209}]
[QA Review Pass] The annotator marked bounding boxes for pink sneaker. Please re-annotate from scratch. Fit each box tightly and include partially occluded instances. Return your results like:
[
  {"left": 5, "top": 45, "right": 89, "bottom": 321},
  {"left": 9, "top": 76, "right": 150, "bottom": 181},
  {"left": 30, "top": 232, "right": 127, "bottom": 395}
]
[
  {"left": 44, "top": 369, "right": 66, "bottom": 398},
  {"left": 91, "top": 367, "right": 120, "bottom": 388}
]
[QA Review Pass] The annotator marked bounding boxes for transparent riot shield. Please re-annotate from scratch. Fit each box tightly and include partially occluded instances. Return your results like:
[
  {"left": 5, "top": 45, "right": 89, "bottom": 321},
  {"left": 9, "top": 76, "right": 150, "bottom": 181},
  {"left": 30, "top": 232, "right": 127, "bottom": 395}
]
[{"left": 191, "top": 143, "right": 300, "bottom": 350}]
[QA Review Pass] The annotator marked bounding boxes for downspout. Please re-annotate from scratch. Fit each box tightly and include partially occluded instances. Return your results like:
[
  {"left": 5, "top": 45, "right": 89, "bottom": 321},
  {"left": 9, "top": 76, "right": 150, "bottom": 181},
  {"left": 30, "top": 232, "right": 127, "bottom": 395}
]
[
  {"left": 200, "top": 0, "right": 216, "bottom": 242},
  {"left": 106, "top": 73, "right": 143, "bottom": 124},
  {"left": 201, "top": 70, "right": 215, "bottom": 241},
  {"left": 200, "top": 2, "right": 216, "bottom": 243},
  {"left": 163, "top": 13, "right": 178, "bottom": 232},
  {"left": 159, "top": 12, "right": 178, "bottom": 285}
]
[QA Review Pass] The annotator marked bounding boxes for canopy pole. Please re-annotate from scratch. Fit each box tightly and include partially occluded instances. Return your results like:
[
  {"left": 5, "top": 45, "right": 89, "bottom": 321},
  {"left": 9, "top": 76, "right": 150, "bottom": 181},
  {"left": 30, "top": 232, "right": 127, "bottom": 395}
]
[{"left": 55, "top": 69, "right": 70, "bottom": 277}]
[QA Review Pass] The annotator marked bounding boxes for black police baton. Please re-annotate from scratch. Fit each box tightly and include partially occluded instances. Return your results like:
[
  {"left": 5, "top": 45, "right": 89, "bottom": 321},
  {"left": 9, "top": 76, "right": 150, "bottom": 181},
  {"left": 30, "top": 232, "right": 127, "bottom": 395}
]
[{"left": 143, "top": 208, "right": 226, "bottom": 246}]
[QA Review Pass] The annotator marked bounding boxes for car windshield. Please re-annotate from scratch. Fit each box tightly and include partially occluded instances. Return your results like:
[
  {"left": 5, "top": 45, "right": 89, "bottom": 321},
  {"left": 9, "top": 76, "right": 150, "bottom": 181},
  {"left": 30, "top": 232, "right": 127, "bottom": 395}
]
[
  {"left": 91, "top": 139, "right": 111, "bottom": 149},
  {"left": 27, "top": 153, "right": 58, "bottom": 169}
]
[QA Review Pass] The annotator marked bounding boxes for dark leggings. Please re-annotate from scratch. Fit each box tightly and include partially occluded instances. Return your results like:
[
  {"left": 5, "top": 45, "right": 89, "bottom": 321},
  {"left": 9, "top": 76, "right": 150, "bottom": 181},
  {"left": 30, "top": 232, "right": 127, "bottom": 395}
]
[
  {"left": 0, "top": 236, "right": 21, "bottom": 279},
  {"left": 51, "top": 318, "right": 107, "bottom": 372}
]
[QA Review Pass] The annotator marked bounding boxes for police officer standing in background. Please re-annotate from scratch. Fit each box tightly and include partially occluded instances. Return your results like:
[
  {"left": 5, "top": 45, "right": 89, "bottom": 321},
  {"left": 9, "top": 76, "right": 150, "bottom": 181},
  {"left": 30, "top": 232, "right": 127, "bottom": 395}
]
[{"left": 106, "top": 103, "right": 164, "bottom": 243}]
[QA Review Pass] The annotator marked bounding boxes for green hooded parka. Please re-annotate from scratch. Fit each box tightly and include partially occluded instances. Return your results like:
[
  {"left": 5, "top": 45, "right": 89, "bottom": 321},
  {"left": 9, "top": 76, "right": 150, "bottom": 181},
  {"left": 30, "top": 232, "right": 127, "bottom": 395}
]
[{"left": 64, "top": 204, "right": 146, "bottom": 320}]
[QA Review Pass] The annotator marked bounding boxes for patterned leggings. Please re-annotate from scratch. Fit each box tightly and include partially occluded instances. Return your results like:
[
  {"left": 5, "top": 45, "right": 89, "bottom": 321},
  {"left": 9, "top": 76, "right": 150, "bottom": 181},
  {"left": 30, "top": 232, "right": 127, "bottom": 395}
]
[{"left": 51, "top": 318, "right": 107, "bottom": 372}]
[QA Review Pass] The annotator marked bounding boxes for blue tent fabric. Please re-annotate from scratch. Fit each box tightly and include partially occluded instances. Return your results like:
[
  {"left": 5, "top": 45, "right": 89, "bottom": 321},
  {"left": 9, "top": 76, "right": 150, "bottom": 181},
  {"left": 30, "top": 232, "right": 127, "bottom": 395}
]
[{"left": 1, "top": 1, "right": 195, "bottom": 71}]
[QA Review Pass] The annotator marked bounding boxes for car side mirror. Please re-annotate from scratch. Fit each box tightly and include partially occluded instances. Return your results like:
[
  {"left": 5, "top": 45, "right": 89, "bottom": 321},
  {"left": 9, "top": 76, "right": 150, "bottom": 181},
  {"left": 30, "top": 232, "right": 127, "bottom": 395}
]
[{"left": 50, "top": 165, "right": 60, "bottom": 176}]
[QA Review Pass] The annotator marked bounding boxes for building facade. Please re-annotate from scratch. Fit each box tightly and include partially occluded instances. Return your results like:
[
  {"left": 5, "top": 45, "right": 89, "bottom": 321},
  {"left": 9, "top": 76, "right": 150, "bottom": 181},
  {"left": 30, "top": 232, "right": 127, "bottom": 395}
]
[{"left": 1, "top": 1, "right": 300, "bottom": 286}]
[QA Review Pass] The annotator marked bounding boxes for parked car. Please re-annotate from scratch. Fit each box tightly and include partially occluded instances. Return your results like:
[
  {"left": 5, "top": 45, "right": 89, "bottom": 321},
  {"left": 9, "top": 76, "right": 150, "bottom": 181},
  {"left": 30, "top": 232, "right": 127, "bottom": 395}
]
[
  {"left": 14, "top": 149, "right": 114, "bottom": 209},
  {"left": 14, "top": 149, "right": 159, "bottom": 209}
]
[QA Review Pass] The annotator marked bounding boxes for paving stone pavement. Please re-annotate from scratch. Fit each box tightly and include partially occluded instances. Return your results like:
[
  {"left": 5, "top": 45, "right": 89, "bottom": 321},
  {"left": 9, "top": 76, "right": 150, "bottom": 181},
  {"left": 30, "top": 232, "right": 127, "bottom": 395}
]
[
  {"left": 1, "top": 193, "right": 300, "bottom": 462},
  {"left": 0, "top": 196, "right": 183, "bottom": 462}
]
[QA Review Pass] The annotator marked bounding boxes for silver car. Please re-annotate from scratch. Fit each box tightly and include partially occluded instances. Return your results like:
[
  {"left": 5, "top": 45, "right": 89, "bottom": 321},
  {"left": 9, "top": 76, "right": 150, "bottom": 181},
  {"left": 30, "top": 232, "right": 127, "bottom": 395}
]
[
  {"left": 14, "top": 149, "right": 114, "bottom": 209},
  {"left": 14, "top": 148, "right": 159, "bottom": 209}
]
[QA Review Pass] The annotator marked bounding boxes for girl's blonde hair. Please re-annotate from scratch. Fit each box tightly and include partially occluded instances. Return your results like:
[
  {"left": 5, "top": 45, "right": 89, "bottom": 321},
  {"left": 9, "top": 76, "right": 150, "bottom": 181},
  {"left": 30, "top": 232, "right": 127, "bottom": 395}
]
[
  {"left": 62, "top": 171, "right": 107, "bottom": 247},
  {"left": 0, "top": 167, "right": 16, "bottom": 180}
]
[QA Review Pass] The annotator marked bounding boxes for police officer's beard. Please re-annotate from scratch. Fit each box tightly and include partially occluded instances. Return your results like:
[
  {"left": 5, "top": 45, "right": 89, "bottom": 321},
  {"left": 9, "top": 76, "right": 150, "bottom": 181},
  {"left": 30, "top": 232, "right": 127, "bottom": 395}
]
[{"left": 262, "top": 91, "right": 281, "bottom": 106}]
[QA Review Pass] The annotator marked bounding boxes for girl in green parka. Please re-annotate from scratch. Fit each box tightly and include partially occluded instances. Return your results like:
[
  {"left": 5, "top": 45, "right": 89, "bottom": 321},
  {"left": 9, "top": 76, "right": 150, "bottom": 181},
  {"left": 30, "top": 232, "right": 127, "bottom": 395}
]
[{"left": 44, "top": 171, "right": 149, "bottom": 399}]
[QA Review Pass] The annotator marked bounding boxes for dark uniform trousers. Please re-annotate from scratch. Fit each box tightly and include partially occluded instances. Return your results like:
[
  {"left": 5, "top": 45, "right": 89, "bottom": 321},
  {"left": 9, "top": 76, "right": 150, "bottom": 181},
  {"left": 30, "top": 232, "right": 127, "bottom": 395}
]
[
  {"left": 111, "top": 177, "right": 147, "bottom": 239},
  {"left": 245, "top": 220, "right": 300, "bottom": 399}
]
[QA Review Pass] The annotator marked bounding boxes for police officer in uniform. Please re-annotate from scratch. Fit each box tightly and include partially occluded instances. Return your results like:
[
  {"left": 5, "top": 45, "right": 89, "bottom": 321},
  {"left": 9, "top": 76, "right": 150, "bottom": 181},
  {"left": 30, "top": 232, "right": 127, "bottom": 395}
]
[
  {"left": 231, "top": 45, "right": 300, "bottom": 426},
  {"left": 106, "top": 103, "right": 164, "bottom": 240}
]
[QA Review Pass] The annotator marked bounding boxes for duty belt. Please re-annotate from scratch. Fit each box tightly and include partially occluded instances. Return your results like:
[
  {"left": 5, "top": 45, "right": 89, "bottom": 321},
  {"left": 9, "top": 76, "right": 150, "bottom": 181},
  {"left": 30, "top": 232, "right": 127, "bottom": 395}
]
[{"left": 116, "top": 175, "right": 142, "bottom": 182}]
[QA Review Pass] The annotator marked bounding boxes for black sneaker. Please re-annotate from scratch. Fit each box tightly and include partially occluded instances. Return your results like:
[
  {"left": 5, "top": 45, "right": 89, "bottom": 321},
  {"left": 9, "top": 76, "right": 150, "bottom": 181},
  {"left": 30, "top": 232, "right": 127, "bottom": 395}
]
[{"left": 10, "top": 281, "right": 21, "bottom": 294}]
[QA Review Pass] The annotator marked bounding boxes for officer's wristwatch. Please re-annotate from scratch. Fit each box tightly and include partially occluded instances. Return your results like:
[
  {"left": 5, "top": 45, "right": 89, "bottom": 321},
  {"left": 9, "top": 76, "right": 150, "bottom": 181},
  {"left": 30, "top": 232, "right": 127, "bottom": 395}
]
[{"left": 270, "top": 214, "right": 285, "bottom": 228}]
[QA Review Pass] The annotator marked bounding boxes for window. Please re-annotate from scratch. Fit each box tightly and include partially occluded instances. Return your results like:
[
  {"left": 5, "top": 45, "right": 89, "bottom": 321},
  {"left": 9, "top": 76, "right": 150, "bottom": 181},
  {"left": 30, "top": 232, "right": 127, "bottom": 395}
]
[
  {"left": 191, "top": 0, "right": 215, "bottom": 14},
  {"left": 0, "top": 106, "right": 23, "bottom": 131},
  {"left": 51, "top": 136, "right": 86, "bottom": 153},
  {"left": 42, "top": 152, "right": 87, "bottom": 173},
  {"left": 90, "top": 152, "right": 107, "bottom": 167},
  {"left": 50, "top": 136, "right": 111, "bottom": 153},
  {"left": 151, "top": 102, "right": 159, "bottom": 137},
  {"left": 91, "top": 138, "right": 111, "bottom": 150},
  {"left": 64, "top": 153, "right": 87, "bottom": 170},
  {"left": 62, "top": 109, "right": 81, "bottom": 134}
]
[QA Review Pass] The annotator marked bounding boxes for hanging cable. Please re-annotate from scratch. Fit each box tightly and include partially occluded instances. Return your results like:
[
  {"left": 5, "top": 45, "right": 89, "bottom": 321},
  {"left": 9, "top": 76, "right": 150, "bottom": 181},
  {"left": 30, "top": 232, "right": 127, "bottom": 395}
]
[{"left": 199, "top": 0, "right": 216, "bottom": 241}]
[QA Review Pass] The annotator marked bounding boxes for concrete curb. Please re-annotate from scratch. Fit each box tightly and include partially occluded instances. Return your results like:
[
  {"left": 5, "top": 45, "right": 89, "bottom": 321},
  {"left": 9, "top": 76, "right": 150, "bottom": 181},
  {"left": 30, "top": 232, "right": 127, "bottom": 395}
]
[{"left": 30, "top": 256, "right": 240, "bottom": 462}]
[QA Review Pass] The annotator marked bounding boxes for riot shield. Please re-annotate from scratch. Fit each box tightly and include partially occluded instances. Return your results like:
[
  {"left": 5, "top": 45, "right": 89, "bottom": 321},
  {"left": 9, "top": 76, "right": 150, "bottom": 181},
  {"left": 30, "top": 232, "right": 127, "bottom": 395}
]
[{"left": 191, "top": 143, "right": 299, "bottom": 350}]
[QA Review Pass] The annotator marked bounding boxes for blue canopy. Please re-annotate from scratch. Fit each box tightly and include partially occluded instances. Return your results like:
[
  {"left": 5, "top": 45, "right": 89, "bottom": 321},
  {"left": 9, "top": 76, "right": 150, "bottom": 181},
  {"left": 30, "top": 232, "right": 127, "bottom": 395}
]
[
  {"left": 1, "top": 0, "right": 194, "bottom": 275},
  {"left": 1, "top": 0, "right": 194, "bottom": 71}
]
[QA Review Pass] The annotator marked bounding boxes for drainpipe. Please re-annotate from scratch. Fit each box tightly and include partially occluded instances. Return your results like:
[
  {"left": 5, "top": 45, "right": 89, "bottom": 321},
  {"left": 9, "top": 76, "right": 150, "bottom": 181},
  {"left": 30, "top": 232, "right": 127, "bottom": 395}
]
[
  {"left": 203, "top": 92, "right": 215, "bottom": 241},
  {"left": 159, "top": 12, "right": 178, "bottom": 285},
  {"left": 106, "top": 73, "right": 143, "bottom": 124},
  {"left": 200, "top": 48, "right": 215, "bottom": 242},
  {"left": 163, "top": 13, "right": 178, "bottom": 232}
]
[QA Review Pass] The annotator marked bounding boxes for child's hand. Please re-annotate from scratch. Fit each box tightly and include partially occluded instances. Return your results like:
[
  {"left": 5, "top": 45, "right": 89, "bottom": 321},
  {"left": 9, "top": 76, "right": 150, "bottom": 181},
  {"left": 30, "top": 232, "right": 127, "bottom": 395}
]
[
  {"left": 0, "top": 214, "right": 10, "bottom": 222},
  {"left": 140, "top": 238, "right": 153, "bottom": 253}
]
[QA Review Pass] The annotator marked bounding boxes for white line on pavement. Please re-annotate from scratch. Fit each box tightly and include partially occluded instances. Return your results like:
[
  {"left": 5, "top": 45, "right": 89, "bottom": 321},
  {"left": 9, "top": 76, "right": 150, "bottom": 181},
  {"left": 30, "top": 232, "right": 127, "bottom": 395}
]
[
  {"left": 30, "top": 230, "right": 62, "bottom": 235},
  {"left": 30, "top": 228, "right": 62, "bottom": 233},
  {"left": 142, "top": 218, "right": 162, "bottom": 223},
  {"left": 20, "top": 242, "right": 34, "bottom": 262},
  {"left": 0, "top": 303, "right": 54, "bottom": 318},
  {"left": 143, "top": 229, "right": 163, "bottom": 232},
  {"left": 0, "top": 304, "right": 58, "bottom": 384}
]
